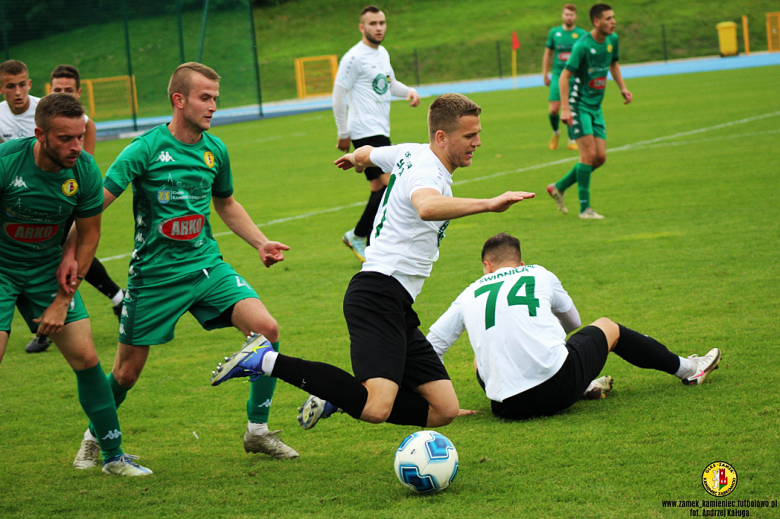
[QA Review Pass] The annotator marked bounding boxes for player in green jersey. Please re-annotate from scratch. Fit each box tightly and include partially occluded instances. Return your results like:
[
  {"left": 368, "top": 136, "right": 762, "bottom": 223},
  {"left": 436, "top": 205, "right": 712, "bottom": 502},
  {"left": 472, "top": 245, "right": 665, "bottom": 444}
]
[
  {"left": 542, "top": 4, "right": 588, "bottom": 151},
  {"left": 61, "top": 63, "right": 299, "bottom": 463},
  {"left": 547, "top": 3, "right": 632, "bottom": 219},
  {"left": 0, "top": 94, "right": 151, "bottom": 476}
]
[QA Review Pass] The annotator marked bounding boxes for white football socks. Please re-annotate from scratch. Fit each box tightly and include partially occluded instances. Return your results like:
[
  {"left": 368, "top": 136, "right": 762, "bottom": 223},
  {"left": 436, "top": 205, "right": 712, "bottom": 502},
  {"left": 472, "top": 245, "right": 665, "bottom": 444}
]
[
  {"left": 674, "top": 356, "right": 696, "bottom": 379},
  {"left": 262, "top": 350, "right": 278, "bottom": 376},
  {"left": 110, "top": 289, "right": 124, "bottom": 307},
  {"left": 247, "top": 422, "right": 269, "bottom": 434}
]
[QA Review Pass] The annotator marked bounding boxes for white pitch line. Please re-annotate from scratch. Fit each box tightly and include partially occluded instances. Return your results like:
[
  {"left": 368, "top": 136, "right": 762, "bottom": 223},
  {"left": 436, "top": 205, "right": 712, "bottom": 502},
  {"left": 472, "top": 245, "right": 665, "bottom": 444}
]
[{"left": 98, "top": 111, "right": 780, "bottom": 263}]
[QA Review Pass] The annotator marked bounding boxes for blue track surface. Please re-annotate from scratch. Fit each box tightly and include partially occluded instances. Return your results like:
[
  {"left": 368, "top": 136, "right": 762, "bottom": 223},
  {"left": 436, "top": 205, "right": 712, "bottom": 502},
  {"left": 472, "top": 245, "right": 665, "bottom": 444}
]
[{"left": 96, "top": 52, "right": 780, "bottom": 139}]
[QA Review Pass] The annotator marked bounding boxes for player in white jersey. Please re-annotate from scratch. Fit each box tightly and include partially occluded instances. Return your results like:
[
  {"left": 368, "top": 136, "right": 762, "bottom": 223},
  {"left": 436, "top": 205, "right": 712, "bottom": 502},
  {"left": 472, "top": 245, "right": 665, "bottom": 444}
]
[
  {"left": 426, "top": 233, "right": 722, "bottom": 420},
  {"left": 210, "top": 94, "right": 535, "bottom": 432},
  {"left": 0, "top": 60, "right": 39, "bottom": 142},
  {"left": 334, "top": 5, "right": 420, "bottom": 262}
]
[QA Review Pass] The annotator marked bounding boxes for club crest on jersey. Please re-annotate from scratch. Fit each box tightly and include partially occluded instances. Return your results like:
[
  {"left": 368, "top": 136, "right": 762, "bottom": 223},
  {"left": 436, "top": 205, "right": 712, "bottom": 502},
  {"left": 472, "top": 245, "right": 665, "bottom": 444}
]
[
  {"left": 607, "top": 44, "right": 613, "bottom": 53},
  {"left": 158, "top": 214, "right": 205, "bottom": 241},
  {"left": 572, "top": 33, "right": 579, "bottom": 39},
  {"left": 4, "top": 222, "right": 58, "bottom": 243},
  {"left": 588, "top": 77, "right": 607, "bottom": 89},
  {"left": 557, "top": 52, "right": 571, "bottom": 61},
  {"left": 62, "top": 179, "right": 78, "bottom": 196},
  {"left": 372, "top": 73, "right": 389, "bottom": 95},
  {"left": 203, "top": 151, "right": 215, "bottom": 168},
  {"left": 157, "top": 190, "right": 171, "bottom": 204}
]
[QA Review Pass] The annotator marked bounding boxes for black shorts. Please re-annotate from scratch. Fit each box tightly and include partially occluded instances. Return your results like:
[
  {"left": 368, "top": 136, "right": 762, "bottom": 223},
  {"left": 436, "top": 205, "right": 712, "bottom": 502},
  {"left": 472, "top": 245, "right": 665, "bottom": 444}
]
[
  {"left": 480, "top": 326, "right": 609, "bottom": 420},
  {"left": 352, "top": 135, "right": 392, "bottom": 181},
  {"left": 343, "top": 271, "right": 450, "bottom": 388}
]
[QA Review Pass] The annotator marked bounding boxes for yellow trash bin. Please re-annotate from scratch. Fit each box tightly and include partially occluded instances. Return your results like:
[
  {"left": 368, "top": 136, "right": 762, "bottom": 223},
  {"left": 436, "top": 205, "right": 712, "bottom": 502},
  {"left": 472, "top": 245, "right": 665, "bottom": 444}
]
[{"left": 716, "top": 21, "right": 738, "bottom": 56}]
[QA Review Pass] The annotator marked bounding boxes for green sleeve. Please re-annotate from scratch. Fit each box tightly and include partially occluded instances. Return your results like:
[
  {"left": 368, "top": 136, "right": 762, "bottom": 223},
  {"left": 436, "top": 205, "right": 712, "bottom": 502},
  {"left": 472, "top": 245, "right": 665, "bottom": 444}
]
[
  {"left": 545, "top": 28, "right": 555, "bottom": 50},
  {"left": 74, "top": 158, "right": 104, "bottom": 218},
  {"left": 103, "top": 137, "right": 150, "bottom": 197},
  {"left": 612, "top": 34, "right": 619, "bottom": 62},
  {"left": 565, "top": 40, "right": 584, "bottom": 72},
  {"left": 211, "top": 145, "right": 234, "bottom": 199}
]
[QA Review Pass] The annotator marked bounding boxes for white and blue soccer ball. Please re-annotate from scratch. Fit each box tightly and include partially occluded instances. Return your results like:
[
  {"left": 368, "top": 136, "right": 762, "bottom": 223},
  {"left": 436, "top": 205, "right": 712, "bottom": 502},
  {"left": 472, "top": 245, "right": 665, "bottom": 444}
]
[{"left": 394, "top": 430, "right": 458, "bottom": 493}]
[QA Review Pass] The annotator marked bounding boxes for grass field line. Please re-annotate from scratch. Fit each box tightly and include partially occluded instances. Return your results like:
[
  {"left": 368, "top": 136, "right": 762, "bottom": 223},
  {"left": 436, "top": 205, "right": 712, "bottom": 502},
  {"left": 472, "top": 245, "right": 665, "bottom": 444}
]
[{"left": 97, "top": 110, "right": 780, "bottom": 264}]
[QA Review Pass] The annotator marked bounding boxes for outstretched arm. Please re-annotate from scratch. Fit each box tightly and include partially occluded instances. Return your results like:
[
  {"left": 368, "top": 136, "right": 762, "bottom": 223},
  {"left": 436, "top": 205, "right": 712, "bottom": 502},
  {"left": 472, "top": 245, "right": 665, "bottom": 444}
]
[
  {"left": 610, "top": 61, "right": 632, "bottom": 104},
  {"left": 213, "top": 195, "right": 289, "bottom": 268},
  {"left": 334, "top": 145, "right": 374, "bottom": 173},
  {"left": 411, "top": 188, "right": 535, "bottom": 221}
]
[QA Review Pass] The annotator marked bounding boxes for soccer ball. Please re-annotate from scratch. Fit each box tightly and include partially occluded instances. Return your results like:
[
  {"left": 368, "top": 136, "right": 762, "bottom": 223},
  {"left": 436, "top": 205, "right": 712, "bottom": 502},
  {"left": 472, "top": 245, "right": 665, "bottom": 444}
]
[{"left": 394, "top": 430, "right": 458, "bottom": 493}]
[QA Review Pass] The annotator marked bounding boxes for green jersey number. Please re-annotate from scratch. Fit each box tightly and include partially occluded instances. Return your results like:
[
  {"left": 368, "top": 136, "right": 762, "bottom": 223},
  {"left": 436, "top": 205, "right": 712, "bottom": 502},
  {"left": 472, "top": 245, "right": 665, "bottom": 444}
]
[{"left": 474, "top": 276, "right": 540, "bottom": 329}]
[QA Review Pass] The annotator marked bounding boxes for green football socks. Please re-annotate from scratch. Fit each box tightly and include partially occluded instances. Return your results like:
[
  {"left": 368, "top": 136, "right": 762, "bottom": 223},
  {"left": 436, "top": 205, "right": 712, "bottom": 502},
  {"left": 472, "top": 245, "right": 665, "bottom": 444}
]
[
  {"left": 76, "top": 363, "right": 123, "bottom": 461},
  {"left": 576, "top": 163, "right": 594, "bottom": 213},
  {"left": 88, "top": 372, "right": 130, "bottom": 453},
  {"left": 549, "top": 114, "right": 560, "bottom": 132},
  {"left": 247, "top": 341, "right": 280, "bottom": 424},
  {"left": 556, "top": 163, "right": 579, "bottom": 192}
]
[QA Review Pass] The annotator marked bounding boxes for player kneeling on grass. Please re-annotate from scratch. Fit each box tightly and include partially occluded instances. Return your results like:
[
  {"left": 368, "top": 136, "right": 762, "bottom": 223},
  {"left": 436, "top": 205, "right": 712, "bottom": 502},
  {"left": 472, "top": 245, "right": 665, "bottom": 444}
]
[
  {"left": 210, "top": 94, "right": 535, "bottom": 432},
  {"left": 0, "top": 94, "right": 150, "bottom": 476},
  {"left": 424, "top": 232, "right": 721, "bottom": 419}
]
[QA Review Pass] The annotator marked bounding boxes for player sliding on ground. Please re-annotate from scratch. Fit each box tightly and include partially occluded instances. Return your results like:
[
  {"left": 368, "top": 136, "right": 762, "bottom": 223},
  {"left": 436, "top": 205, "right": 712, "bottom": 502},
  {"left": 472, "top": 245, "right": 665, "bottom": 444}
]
[
  {"left": 547, "top": 3, "right": 632, "bottom": 219},
  {"left": 427, "top": 233, "right": 721, "bottom": 420},
  {"left": 211, "top": 94, "right": 535, "bottom": 431}
]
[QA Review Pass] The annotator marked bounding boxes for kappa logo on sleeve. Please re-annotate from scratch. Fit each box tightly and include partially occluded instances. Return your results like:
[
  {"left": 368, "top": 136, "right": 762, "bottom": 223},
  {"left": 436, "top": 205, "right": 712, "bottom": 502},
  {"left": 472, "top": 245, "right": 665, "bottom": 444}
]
[{"left": 158, "top": 215, "right": 205, "bottom": 241}]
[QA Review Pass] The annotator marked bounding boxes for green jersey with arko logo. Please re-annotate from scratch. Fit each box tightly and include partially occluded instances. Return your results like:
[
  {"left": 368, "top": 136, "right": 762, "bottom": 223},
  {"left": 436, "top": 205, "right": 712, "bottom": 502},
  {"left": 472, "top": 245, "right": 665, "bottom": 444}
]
[
  {"left": 565, "top": 32, "right": 619, "bottom": 110},
  {"left": 103, "top": 124, "right": 233, "bottom": 284},
  {"left": 0, "top": 137, "right": 103, "bottom": 269},
  {"left": 546, "top": 25, "right": 589, "bottom": 76}
]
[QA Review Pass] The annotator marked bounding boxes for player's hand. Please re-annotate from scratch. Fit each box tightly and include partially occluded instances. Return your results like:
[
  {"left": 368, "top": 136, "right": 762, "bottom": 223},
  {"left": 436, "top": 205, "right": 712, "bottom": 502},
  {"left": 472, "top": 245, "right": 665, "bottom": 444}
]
[
  {"left": 622, "top": 89, "right": 633, "bottom": 104},
  {"left": 57, "top": 255, "right": 79, "bottom": 295},
  {"left": 543, "top": 74, "right": 551, "bottom": 87},
  {"left": 457, "top": 409, "right": 479, "bottom": 417},
  {"left": 34, "top": 298, "right": 70, "bottom": 336},
  {"left": 336, "top": 138, "right": 351, "bottom": 153},
  {"left": 488, "top": 191, "right": 536, "bottom": 213},
  {"left": 259, "top": 241, "right": 290, "bottom": 268},
  {"left": 560, "top": 108, "right": 573, "bottom": 127},
  {"left": 407, "top": 89, "right": 420, "bottom": 108},
  {"left": 335, "top": 153, "right": 357, "bottom": 171}
]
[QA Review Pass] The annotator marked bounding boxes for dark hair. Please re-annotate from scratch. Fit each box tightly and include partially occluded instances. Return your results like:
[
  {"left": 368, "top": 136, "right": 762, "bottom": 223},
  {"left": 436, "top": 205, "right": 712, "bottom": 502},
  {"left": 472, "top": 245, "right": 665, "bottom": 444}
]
[
  {"left": 589, "top": 3, "right": 612, "bottom": 24},
  {"left": 167, "top": 62, "right": 220, "bottom": 107},
  {"left": 50, "top": 65, "right": 81, "bottom": 90},
  {"left": 0, "top": 59, "right": 28, "bottom": 78},
  {"left": 428, "top": 93, "right": 481, "bottom": 141},
  {"left": 361, "top": 5, "right": 381, "bottom": 17},
  {"left": 481, "top": 233, "right": 522, "bottom": 263},
  {"left": 35, "top": 93, "right": 85, "bottom": 133}
]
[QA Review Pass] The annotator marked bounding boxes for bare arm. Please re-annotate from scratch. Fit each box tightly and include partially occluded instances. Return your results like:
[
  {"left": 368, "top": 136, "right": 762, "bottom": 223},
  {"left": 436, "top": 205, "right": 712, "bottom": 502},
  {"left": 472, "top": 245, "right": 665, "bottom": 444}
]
[
  {"left": 36, "top": 213, "right": 101, "bottom": 335},
  {"left": 212, "top": 195, "right": 289, "bottom": 268},
  {"left": 84, "top": 118, "right": 97, "bottom": 156},
  {"left": 542, "top": 48, "right": 553, "bottom": 86},
  {"left": 558, "top": 68, "right": 574, "bottom": 126},
  {"left": 609, "top": 61, "right": 632, "bottom": 104},
  {"left": 334, "top": 145, "right": 374, "bottom": 173},
  {"left": 410, "top": 188, "right": 535, "bottom": 221}
]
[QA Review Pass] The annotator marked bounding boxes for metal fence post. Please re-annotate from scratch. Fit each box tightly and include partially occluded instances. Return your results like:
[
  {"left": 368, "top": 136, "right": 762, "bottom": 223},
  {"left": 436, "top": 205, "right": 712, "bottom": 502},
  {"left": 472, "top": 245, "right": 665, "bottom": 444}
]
[
  {"left": 121, "top": 0, "right": 138, "bottom": 131},
  {"left": 246, "top": 0, "right": 263, "bottom": 117},
  {"left": 661, "top": 24, "right": 668, "bottom": 63},
  {"left": 177, "top": 0, "right": 185, "bottom": 63},
  {"left": 1, "top": 2, "right": 9, "bottom": 61},
  {"left": 197, "top": 0, "right": 210, "bottom": 64},
  {"left": 496, "top": 41, "right": 503, "bottom": 79}
]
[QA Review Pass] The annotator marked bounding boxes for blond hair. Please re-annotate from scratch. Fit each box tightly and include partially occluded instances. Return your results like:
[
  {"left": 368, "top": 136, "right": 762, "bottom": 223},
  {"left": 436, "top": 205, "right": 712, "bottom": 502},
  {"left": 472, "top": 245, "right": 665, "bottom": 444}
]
[{"left": 167, "top": 62, "right": 220, "bottom": 106}]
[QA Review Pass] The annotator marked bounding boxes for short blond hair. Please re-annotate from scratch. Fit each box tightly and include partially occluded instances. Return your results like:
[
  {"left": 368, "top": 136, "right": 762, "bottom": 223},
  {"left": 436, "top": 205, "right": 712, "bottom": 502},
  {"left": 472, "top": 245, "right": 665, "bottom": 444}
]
[
  {"left": 427, "top": 93, "right": 481, "bottom": 141},
  {"left": 563, "top": 3, "right": 577, "bottom": 13},
  {"left": 167, "top": 62, "right": 220, "bottom": 106}
]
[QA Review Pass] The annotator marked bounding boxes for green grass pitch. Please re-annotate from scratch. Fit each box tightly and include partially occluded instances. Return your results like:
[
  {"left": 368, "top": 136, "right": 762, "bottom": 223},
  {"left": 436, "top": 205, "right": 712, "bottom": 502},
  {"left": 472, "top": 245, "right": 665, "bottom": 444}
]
[{"left": 0, "top": 66, "right": 778, "bottom": 518}]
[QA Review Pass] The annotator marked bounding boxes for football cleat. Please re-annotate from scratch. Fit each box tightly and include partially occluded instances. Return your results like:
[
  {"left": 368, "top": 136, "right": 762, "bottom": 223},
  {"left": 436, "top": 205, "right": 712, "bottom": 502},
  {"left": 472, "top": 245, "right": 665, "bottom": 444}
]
[
  {"left": 342, "top": 229, "right": 367, "bottom": 262},
  {"left": 102, "top": 453, "right": 153, "bottom": 476},
  {"left": 682, "top": 348, "right": 721, "bottom": 386},
  {"left": 584, "top": 375, "right": 613, "bottom": 400},
  {"left": 579, "top": 207, "right": 605, "bottom": 219},
  {"left": 549, "top": 132, "right": 560, "bottom": 150},
  {"left": 25, "top": 335, "right": 51, "bottom": 353},
  {"left": 297, "top": 395, "right": 338, "bottom": 430},
  {"left": 243, "top": 428, "right": 299, "bottom": 459},
  {"left": 210, "top": 333, "right": 273, "bottom": 386},
  {"left": 567, "top": 140, "right": 579, "bottom": 151},
  {"left": 546, "top": 183, "right": 568, "bottom": 215},
  {"left": 73, "top": 438, "right": 100, "bottom": 469}
]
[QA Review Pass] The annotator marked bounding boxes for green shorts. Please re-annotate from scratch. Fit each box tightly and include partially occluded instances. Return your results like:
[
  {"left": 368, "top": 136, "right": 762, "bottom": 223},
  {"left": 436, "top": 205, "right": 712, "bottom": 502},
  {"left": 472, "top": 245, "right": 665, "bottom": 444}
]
[
  {"left": 119, "top": 262, "right": 259, "bottom": 346},
  {"left": 571, "top": 105, "right": 607, "bottom": 140},
  {"left": 0, "top": 257, "right": 88, "bottom": 334},
  {"left": 548, "top": 73, "right": 561, "bottom": 102}
]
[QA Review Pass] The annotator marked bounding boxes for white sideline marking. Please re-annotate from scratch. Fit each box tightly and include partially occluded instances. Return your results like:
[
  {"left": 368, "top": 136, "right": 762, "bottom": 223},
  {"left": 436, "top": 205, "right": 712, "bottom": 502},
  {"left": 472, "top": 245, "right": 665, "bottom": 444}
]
[{"left": 98, "top": 111, "right": 780, "bottom": 263}]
